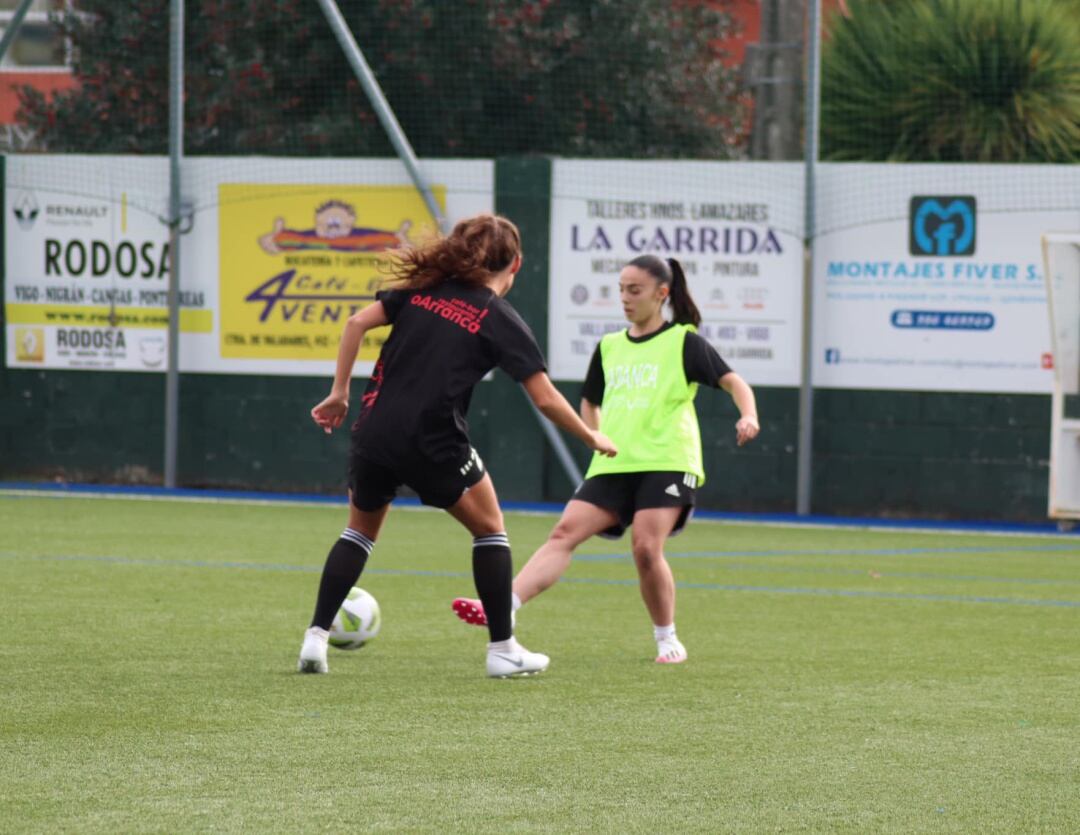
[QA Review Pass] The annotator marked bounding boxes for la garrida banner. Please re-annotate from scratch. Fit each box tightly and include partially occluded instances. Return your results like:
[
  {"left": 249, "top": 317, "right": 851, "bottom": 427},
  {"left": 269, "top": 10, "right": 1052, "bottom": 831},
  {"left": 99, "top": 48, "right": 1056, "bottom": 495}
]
[{"left": 547, "top": 160, "right": 805, "bottom": 386}]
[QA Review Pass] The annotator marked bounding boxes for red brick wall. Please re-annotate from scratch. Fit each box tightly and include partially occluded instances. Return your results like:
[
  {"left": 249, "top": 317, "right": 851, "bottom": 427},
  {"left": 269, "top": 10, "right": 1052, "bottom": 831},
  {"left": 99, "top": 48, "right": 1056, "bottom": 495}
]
[{"left": 0, "top": 71, "right": 77, "bottom": 123}]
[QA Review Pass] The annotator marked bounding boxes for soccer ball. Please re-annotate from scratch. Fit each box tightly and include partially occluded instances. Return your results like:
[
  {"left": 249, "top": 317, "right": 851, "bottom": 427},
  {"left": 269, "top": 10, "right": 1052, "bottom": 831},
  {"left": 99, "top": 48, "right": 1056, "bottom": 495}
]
[{"left": 328, "top": 587, "right": 381, "bottom": 650}]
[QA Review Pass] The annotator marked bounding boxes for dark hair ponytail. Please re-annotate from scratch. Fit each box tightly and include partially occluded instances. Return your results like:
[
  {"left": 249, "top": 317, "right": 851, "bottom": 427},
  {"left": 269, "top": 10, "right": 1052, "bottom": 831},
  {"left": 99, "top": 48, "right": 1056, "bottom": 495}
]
[
  {"left": 665, "top": 258, "right": 701, "bottom": 328},
  {"left": 625, "top": 254, "right": 701, "bottom": 327}
]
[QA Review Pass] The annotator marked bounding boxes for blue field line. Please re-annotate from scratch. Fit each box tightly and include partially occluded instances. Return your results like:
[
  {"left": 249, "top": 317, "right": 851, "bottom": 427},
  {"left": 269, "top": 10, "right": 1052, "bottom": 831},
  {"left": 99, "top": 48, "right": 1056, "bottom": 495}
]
[
  {"left": 4, "top": 551, "right": 1080, "bottom": 609},
  {"left": 561, "top": 575, "right": 1080, "bottom": 609},
  {"left": 577, "top": 552, "right": 1080, "bottom": 586},
  {"left": 670, "top": 560, "right": 1080, "bottom": 587},
  {"left": 575, "top": 543, "right": 1080, "bottom": 562},
  {"left": 2, "top": 480, "right": 1078, "bottom": 537},
  {"left": 11, "top": 550, "right": 1074, "bottom": 589}
]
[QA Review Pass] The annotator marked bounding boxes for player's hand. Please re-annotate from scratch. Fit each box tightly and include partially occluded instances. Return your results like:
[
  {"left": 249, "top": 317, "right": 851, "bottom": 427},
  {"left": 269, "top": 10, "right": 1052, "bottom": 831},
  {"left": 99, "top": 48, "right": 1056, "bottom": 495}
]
[
  {"left": 735, "top": 416, "right": 759, "bottom": 447},
  {"left": 311, "top": 394, "right": 349, "bottom": 434},
  {"left": 590, "top": 430, "right": 618, "bottom": 457}
]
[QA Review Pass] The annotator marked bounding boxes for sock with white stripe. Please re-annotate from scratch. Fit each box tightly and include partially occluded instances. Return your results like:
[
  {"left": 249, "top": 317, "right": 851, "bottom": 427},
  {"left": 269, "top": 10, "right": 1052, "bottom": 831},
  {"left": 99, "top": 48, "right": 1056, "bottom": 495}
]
[
  {"left": 310, "top": 528, "right": 375, "bottom": 630},
  {"left": 473, "top": 532, "right": 513, "bottom": 643}
]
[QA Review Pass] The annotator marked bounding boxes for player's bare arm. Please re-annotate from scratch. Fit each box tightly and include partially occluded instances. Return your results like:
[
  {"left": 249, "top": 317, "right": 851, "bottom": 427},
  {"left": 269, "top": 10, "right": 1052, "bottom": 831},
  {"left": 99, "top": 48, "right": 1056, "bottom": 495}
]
[
  {"left": 719, "top": 371, "right": 759, "bottom": 446},
  {"left": 522, "top": 372, "right": 617, "bottom": 456},
  {"left": 311, "top": 301, "right": 390, "bottom": 434},
  {"left": 580, "top": 398, "right": 601, "bottom": 431}
]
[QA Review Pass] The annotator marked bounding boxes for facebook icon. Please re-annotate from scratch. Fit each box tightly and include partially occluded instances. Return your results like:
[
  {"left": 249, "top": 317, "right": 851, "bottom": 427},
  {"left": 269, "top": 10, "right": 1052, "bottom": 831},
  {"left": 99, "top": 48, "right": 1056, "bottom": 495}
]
[{"left": 909, "top": 196, "right": 976, "bottom": 256}]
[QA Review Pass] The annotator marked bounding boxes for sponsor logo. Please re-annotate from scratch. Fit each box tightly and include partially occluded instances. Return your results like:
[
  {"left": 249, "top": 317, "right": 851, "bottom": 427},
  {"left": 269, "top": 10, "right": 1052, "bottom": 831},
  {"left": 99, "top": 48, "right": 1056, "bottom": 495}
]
[
  {"left": 12, "top": 192, "right": 39, "bottom": 230},
  {"left": 890, "top": 310, "right": 994, "bottom": 330},
  {"left": 139, "top": 336, "right": 166, "bottom": 367},
  {"left": 257, "top": 199, "right": 408, "bottom": 256},
  {"left": 45, "top": 238, "right": 169, "bottom": 278},
  {"left": 909, "top": 196, "right": 976, "bottom": 257},
  {"left": 44, "top": 202, "right": 108, "bottom": 221},
  {"left": 607, "top": 362, "right": 659, "bottom": 393},
  {"left": 56, "top": 328, "right": 126, "bottom": 351},
  {"left": 460, "top": 447, "right": 484, "bottom": 477},
  {"left": 14, "top": 328, "right": 44, "bottom": 362},
  {"left": 410, "top": 293, "right": 489, "bottom": 335}
]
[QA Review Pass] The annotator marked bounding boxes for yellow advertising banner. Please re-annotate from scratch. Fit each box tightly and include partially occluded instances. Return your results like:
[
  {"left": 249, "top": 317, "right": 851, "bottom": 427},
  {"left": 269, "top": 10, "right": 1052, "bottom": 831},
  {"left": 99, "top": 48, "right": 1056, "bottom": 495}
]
[{"left": 218, "top": 184, "right": 444, "bottom": 360}]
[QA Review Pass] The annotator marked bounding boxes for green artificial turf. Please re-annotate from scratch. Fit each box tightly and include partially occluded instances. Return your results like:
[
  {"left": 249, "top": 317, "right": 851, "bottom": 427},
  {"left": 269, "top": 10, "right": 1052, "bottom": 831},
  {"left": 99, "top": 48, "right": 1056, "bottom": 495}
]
[{"left": 1, "top": 493, "right": 1079, "bottom": 832}]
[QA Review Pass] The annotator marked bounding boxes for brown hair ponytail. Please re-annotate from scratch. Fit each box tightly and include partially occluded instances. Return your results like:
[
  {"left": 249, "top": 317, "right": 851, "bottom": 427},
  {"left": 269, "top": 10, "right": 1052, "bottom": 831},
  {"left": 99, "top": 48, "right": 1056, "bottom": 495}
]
[
  {"left": 626, "top": 254, "right": 702, "bottom": 327},
  {"left": 387, "top": 213, "right": 521, "bottom": 291}
]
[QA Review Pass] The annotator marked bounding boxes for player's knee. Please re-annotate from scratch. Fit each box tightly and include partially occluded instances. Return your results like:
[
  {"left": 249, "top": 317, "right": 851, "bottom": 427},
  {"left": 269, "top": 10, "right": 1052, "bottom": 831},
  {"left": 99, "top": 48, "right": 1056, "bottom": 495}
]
[
  {"left": 477, "top": 510, "right": 505, "bottom": 536},
  {"left": 631, "top": 540, "right": 664, "bottom": 568},
  {"left": 552, "top": 518, "right": 587, "bottom": 550}
]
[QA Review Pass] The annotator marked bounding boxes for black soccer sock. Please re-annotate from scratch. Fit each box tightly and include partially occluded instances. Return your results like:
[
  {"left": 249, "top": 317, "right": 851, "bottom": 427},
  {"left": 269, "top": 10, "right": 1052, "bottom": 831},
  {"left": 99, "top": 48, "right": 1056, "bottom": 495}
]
[
  {"left": 310, "top": 528, "right": 374, "bottom": 630},
  {"left": 472, "top": 533, "right": 514, "bottom": 643}
]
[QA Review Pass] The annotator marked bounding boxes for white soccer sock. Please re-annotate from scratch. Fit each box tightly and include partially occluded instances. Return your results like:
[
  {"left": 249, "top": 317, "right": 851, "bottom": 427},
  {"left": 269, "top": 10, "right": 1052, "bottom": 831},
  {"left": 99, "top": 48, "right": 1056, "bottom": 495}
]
[{"left": 653, "top": 623, "right": 676, "bottom": 641}]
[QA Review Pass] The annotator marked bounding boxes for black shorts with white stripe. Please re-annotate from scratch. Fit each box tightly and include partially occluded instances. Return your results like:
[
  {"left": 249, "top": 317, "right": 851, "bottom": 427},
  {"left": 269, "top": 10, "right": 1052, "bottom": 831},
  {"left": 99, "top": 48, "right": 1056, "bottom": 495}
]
[
  {"left": 348, "top": 446, "right": 486, "bottom": 511},
  {"left": 572, "top": 471, "right": 698, "bottom": 540}
]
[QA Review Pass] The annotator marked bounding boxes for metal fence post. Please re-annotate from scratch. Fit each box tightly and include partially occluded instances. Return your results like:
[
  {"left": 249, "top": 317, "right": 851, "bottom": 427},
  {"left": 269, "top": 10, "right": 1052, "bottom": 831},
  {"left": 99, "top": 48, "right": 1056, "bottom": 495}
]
[
  {"left": 164, "top": 0, "right": 184, "bottom": 488},
  {"left": 797, "top": 0, "right": 822, "bottom": 515},
  {"left": 0, "top": 0, "right": 35, "bottom": 66}
]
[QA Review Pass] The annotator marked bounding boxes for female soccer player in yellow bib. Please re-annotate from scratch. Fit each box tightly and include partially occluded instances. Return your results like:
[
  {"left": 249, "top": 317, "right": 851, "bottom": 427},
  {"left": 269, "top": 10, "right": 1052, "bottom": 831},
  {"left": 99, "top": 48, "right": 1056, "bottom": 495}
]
[{"left": 453, "top": 253, "right": 759, "bottom": 664}]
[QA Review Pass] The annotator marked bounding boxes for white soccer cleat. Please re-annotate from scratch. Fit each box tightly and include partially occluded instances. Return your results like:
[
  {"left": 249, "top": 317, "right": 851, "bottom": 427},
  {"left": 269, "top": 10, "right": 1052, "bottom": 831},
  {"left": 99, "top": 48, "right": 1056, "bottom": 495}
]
[
  {"left": 486, "top": 638, "right": 549, "bottom": 678},
  {"left": 297, "top": 626, "right": 329, "bottom": 674},
  {"left": 655, "top": 635, "right": 688, "bottom": 664}
]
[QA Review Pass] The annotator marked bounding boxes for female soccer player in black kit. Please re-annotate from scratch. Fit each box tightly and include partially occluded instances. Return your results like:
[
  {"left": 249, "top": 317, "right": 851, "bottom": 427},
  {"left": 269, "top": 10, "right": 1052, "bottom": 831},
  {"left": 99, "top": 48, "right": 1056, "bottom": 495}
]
[{"left": 297, "top": 213, "right": 617, "bottom": 677}]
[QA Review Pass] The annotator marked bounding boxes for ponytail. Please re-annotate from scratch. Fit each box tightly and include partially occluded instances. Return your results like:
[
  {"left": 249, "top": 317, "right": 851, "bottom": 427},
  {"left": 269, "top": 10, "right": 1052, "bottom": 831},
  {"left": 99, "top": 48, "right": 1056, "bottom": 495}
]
[
  {"left": 665, "top": 258, "right": 701, "bottom": 328},
  {"left": 625, "top": 254, "right": 701, "bottom": 327}
]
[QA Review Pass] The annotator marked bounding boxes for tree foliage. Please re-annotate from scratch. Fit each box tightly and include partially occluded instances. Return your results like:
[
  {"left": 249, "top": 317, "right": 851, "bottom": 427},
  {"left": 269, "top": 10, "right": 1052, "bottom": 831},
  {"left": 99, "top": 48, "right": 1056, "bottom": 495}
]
[
  {"left": 821, "top": 0, "right": 1080, "bottom": 162},
  {"left": 18, "top": 0, "right": 747, "bottom": 159}
]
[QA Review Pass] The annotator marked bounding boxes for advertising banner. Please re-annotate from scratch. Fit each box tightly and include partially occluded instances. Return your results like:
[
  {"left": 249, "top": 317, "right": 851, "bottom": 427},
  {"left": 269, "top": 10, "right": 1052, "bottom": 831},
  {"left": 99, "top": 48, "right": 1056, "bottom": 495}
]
[
  {"left": 217, "top": 183, "right": 443, "bottom": 364},
  {"left": 4, "top": 158, "right": 211, "bottom": 372},
  {"left": 548, "top": 161, "right": 805, "bottom": 385},
  {"left": 4, "top": 157, "right": 493, "bottom": 375},
  {"left": 812, "top": 164, "right": 1080, "bottom": 393}
]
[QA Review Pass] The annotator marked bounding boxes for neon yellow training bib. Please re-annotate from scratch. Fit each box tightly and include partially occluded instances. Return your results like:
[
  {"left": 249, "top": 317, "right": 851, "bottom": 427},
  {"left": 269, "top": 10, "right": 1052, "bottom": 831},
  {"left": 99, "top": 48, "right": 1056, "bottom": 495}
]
[{"left": 584, "top": 324, "right": 705, "bottom": 485}]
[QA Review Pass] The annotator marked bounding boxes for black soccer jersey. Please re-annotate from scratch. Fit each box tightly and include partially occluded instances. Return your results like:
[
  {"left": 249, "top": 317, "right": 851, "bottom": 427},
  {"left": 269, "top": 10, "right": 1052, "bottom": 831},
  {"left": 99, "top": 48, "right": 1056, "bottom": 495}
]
[
  {"left": 352, "top": 281, "right": 546, "bottom": 464},
  {"left": 581, "top": 321, "right": 733, "bottom": 406}
]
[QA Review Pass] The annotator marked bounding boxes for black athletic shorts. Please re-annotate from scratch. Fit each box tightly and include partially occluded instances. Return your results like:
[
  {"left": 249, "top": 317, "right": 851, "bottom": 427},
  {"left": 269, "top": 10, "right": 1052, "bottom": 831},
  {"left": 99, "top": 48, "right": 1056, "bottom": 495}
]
[
  {"left": 572, "top": 471, "right": 699, "bottom": 539},
  {"left": 348, "top": 445, "right": 486, "bottom": 511}
]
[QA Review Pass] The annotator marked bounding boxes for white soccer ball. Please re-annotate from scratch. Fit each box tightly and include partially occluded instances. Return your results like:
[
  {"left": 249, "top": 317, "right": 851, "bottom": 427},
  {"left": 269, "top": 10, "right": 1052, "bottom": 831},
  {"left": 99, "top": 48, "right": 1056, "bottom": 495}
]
[{"left": 328, "top": 587, "right": 381, "bottom": 650}]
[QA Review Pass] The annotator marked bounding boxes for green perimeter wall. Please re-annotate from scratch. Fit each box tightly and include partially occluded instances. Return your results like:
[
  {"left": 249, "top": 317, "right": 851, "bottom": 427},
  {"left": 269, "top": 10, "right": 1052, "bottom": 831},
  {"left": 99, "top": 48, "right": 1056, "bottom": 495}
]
[{"left": 0, "top": 156, "right": 1052, "bottom": 520}]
